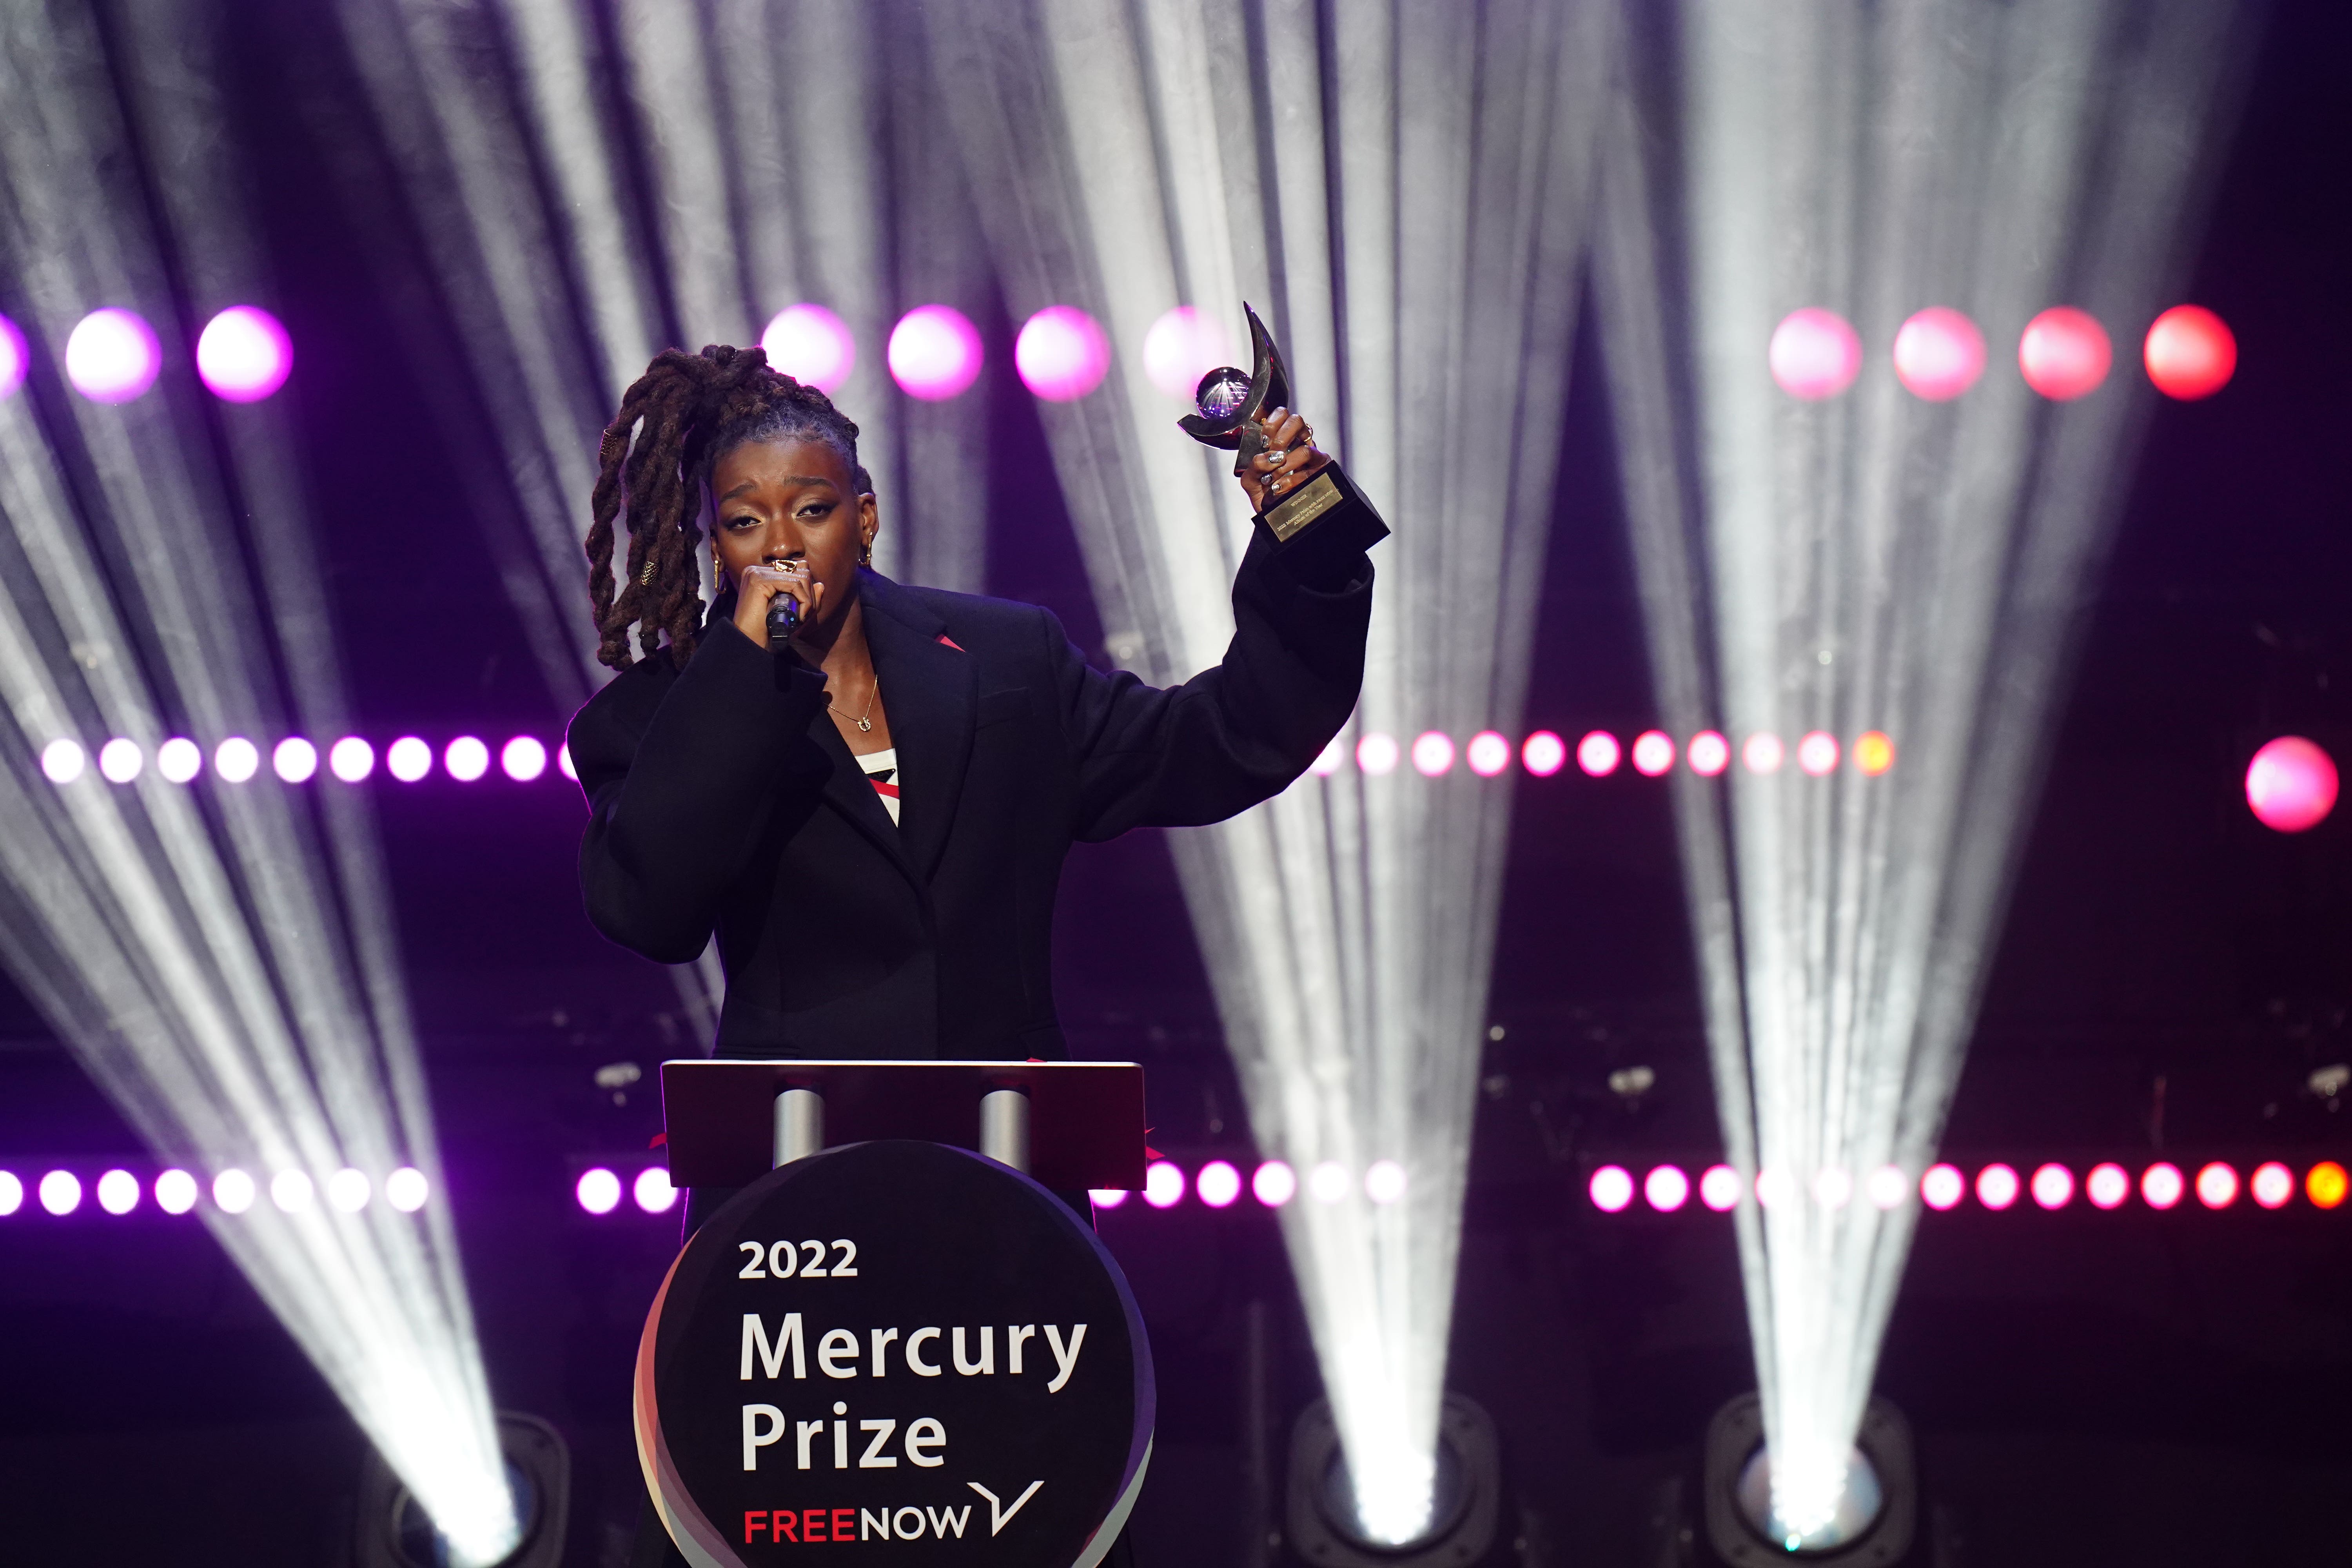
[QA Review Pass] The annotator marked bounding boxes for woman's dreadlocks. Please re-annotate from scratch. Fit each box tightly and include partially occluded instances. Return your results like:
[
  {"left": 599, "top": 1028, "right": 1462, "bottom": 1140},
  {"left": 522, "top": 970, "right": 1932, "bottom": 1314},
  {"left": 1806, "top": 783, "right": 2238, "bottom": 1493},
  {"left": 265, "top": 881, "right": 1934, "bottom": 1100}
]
[{"left": 586, "top": 343, "right": 871, "bottom": 670}]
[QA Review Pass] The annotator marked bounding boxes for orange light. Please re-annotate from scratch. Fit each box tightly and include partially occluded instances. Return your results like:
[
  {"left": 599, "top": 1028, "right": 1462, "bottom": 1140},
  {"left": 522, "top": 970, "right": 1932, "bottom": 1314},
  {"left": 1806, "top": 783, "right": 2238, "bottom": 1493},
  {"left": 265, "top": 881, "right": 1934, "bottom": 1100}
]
[
  {"left": 1854, "top": 731, "right": 1896, "bottom": 776},
  {"left": 2308, "top": 1161, "right": 2349, "bottom": 1210}
]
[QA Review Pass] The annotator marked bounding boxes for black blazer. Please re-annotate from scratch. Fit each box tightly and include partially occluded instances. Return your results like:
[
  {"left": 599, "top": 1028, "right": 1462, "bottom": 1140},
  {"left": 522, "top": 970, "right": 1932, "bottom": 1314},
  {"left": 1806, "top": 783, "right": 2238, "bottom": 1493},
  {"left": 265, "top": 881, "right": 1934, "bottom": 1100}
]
[{"left": 568, "top": 530, "right": 1372, "bottom": 1060}]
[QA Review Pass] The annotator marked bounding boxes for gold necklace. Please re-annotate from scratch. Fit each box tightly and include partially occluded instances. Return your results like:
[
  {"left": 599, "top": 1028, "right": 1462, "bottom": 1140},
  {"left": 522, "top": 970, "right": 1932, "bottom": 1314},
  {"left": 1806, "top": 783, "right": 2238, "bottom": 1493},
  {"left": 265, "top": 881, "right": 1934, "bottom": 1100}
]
[{"left": 829, "top": 679, "right": 879, "bottom": 734}]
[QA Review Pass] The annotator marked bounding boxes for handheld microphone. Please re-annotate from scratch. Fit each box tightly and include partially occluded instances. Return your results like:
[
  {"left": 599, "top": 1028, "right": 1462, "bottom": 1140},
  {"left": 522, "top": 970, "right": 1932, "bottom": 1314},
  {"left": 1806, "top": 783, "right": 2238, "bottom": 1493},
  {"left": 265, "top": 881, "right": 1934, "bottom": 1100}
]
[{"left": 766, "top": 591, "right": 799, "bottom": 646}]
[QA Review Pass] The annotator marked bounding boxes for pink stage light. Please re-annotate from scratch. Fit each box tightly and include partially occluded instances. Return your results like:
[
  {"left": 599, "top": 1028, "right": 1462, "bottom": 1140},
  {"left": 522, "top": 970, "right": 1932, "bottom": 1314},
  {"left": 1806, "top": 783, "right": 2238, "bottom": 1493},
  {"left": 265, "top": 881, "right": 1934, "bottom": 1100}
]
[
  {"left": 0, "top": 1171, "right": 18, "bottom": 1217},
  {"left": 1975, "top": 1163, "right": 2020, "bottom": 1210},
  {"left": 1797, "top": 731, "right": 1839, "bottom": 776},
  {"left": 1631, "top": 730, "right": 1675, "bottom": 777},
  {"left": 1089, "top": 1187, "right": 1129, "bottom": 1209},
  {"left": 1742, "top": 733, "right": 1785, "bottom": 774},
  {"left": 1813, "top": 1168, "right": 1853, "bottom": 1209},
  {"left": 157, "top": 738, "right": 201, "bottom": 783},
  {"left": 2018, "top": 307, "right": 2111, "bottom": 401},
  {"left": 444, "top": 736, "right": 489, "bottom": 782},
  {"left": 2195, "top": 1161, "right": 2239, "bottom": 1210},
  {"left": 2085, "top": 1163, "right": 2130, "bottom": 1210},
  {"left": 1016, "top": 306, "right": 1111, "bottom": 402},
  {"left": 2245, "top": 736, "right": 2337, "bottom": 833},
  {"left": 40, "top": 1170, "right": 82, "bottom": 1216},
  {"left": 2250, "top": 1161, "right": 2294, "bottom": 1210},
  {"left": 1920, "top": 1163, "right": 1965, "bottom": 1211},
  {"left": 98, "top": 739, "right": 142, "bottom": 784},
  {"left": 65, "top": 308, "right": 161, "bottom": 404},
  {"left": 0, "top": 312, "right": 26, "bottom": 400},
  {"left": 1893, "top": 307, "right": 1986, "bottom": 401},
  {"left": 501, "top": 736, "right": 548, "bottom": 782},
  {"left": 1768, "top": 307, "right": 1862, "bottom": 400},
  {"left": 1196, "top": 1160, "right": 1242, "bottom": 1208},
  {"left": 1356, "top": 732, "right": 1399, "bottom": 775},
  {"left": 1365, "top": 1160, "right": 1408, "bottom": 1205},
  {"left": 1588, "top": 1165, "right": 1634, "bottom": 1213},
  {"left": 273, "top": 737, "right": 318, "bottom": 783},
  {"left": 328, "top": 737, "right": 375, "bottom": 783},
  {"left": 888, "top": 305, "right": 983, "bottom": 401},
  {"left": 1699, "top": 1165, "right": 1742, "bottom": 1212},
  {"left": 760, "top": 304, "right": 855, "bottom": 393},
  {"left": 634, "top": 1167, "right": 679, "bottom": 1214},
  {"left": 97, "top": 1169, "right": 140, "bottom": 1216},
  {"left": 1577, "top": 731, "right": 1621, "bottom": 777},
  {"left": 575, "top": 1167, "right": 621, "bottom": 1215},
  {"left": 558, "top": 744, "right": 576, "bottom": 781},
  {"left": 1688, "top": 731, "right": 1730, "bottom": 777},
  {"left": 1412, "top": 731, "right": 1456, "bottom": 776},
  {"left": 1867, "top": 1165, "right": 1910, "bottom": 1210},
  {"left": 2030, "top": 1163, "right": 2074, "bottom": 1210},
  {"left": 1521, "top": 731, "right": 1566, "bottom": 777},
  {"left": 387, "top": 737, "right": 432, "bottom": 782},
  {"left": 1466, "top": 731, "right": 1512, "bottom": 777},
  {"left": 1143, "top": 1160, "right": 1185, "bottom": 1209},
  {"left": 2141, "top": 1161, "right": 2185, "bottom": 1210},
  {"left": 1142, "top": 306, "right": 1232, "bottom": 400},
  {"left": 1252, "top": 1160, "right": 1297, "bottom": 1207},
  {"left": 1645, "top": 1165, "right": 1690, "bottom": 1212},
  {"left": 196, "top": 306, "right": 293, "bottom": 403},
  {"left": 2144, "top": 305, "right": 2236, "bottom": 400}
]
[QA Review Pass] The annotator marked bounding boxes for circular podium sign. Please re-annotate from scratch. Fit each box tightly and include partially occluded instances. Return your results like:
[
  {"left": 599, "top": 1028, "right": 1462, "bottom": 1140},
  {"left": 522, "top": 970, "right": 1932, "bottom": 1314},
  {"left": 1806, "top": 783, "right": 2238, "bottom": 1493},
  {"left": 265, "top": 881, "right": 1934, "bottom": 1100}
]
[{"left": 637, "top": 1141, "right": 1153, "bottom": 1568}]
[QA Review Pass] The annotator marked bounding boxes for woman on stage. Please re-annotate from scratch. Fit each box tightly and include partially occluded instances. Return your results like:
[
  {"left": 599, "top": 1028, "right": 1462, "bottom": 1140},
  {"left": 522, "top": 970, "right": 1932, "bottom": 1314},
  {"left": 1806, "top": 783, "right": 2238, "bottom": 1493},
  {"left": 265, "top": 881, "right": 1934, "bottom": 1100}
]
[{"left": 569, "top": 341, "right": 1371, "bottom": 1068}]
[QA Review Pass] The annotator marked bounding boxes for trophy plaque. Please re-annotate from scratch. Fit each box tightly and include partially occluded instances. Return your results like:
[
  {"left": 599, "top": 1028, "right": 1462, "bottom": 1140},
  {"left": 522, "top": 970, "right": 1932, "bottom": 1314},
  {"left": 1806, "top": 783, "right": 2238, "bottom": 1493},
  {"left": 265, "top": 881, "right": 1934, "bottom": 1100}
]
[{"left": 1180, "top": 304, "right": 1390, "bottom": 559}]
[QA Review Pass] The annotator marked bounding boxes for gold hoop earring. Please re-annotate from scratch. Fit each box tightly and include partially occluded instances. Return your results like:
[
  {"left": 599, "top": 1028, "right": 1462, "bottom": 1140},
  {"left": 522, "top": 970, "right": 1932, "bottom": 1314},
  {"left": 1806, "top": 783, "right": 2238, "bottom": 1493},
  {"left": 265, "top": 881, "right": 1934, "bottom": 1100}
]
[
  {"left": 860, "top": 538, "right": 873, "bottom": 568},
  {"left": 711, "top": 540, "right": 726, "bottom": 590}
]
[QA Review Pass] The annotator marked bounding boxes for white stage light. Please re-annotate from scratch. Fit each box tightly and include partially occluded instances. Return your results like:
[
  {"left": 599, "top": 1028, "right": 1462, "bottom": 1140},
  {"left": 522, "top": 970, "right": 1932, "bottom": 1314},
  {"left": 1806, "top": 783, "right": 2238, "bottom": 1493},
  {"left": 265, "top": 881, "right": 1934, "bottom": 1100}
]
[
  {"left": 156, "top": 737, "right": 202, "bottom": 782},
  {"left": 387, "top": 737, "right": 432, "bottom": 782},
  {"left": 272, "top": 1169, "right": 317, "bottom": 1212},
  {"left": 154, "top": 1169, "right": 198, "bottom": 1214},
  {"left": 213, "top": 736, "right": 259, "bottom": 782},
  {"left": 443, "top": 737, "right": 488, "bottom": 783},
  {"left": 329, "top": 1168, "right": 373, "bottom": 1212},
  {"left": 97, "top": 1168, "right": 140, "bottom": 1215},
  {"left": 330, "top": 737, "right": 377, "bottom": 782},
  {"left": 273, "top": 737, "right": 319, "bottom": 782},
  {"left": 98, "top": 738, "right": 143, "bottom": 782},
  {"left": 40, "top": 1170, "right": 83, "bottom": 1215},
  {"left": 41, "top": 739, "right": 85, "bottom": 783},
  {"left": 386, "top": 1167, "right": 430, "bottom": 1213},
  {"left": 0, "top": 1171, "right": 20, "bottom": 1216},
  {"left": 1252, "top": 1160, "right": 1297, "bottom": 1208}
]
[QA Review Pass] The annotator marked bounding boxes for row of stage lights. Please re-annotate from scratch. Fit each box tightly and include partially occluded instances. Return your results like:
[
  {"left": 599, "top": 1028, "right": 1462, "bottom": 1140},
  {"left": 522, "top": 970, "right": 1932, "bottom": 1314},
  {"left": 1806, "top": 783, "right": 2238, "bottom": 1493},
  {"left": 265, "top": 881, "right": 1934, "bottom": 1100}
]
[
  {"left": 0, "top": 1163, "right": 432, "bottom": 1218},
  {"left": 1771, "top": 302, "right": 2236, "bottom": 403},
  {"left": 575, "top": 1156, "right": 1409, "bottom": 1217},
  {"left": 35, "top": 727, "right": 1898, "bottom": 789},
  {"left": 1586, "top": 1158, "right": 2352, "bottom": 1215}
]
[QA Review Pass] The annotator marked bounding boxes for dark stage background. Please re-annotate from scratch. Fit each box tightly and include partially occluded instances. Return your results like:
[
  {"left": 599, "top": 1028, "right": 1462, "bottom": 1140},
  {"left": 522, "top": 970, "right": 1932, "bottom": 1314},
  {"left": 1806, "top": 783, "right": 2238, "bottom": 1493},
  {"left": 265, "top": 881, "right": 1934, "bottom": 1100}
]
[{"left": 4, "top": 3, "right": 2351, "bottom": 1564}]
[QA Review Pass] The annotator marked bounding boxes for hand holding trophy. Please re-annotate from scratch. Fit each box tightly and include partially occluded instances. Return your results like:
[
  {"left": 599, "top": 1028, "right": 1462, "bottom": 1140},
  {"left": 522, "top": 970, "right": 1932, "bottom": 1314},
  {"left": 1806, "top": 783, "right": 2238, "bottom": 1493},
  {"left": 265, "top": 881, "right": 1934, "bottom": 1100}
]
[{"left": 1180, "top": 304, "right": 1390, "bottom": 562}]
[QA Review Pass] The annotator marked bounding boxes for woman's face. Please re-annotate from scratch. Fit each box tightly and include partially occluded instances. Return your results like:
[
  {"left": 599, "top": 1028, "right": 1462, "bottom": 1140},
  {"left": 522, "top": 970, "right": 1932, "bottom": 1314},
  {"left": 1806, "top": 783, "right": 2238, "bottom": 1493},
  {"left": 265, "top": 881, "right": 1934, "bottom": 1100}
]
[{"left": 709, "top": 437, "right": 877, "bottom": 629}]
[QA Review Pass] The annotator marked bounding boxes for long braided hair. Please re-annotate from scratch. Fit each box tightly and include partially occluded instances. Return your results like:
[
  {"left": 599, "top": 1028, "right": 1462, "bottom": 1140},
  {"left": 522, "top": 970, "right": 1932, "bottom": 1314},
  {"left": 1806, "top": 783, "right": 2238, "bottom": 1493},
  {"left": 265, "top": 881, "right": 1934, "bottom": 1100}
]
[{"left": 586, "top": 343, "right": 872, "bottom": 670}]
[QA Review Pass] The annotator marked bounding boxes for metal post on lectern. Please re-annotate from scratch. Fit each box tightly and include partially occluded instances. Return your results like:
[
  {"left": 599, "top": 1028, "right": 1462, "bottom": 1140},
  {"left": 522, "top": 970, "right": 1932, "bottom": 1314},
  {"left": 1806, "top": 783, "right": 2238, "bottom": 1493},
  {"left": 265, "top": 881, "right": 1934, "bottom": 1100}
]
[
  {"left": 979, "top": 1086, "right": 1031, "bottom": 1172},
  {"left": 773, "top": 1087, "right": 825, "bottom": 1167}
]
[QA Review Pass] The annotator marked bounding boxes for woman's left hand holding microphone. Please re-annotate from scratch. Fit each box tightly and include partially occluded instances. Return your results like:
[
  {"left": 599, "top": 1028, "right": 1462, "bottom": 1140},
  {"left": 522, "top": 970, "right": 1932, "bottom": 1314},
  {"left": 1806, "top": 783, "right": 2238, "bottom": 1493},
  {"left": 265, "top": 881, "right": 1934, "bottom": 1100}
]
[{"left": 735, "top": 559, "right": 818, "bottom": 652}]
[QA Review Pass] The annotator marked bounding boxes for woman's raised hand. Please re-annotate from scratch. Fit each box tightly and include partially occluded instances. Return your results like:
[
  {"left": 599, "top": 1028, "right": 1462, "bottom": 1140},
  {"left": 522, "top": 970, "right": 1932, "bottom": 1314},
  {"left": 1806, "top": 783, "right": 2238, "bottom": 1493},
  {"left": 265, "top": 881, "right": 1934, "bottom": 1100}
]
[
  {"left": 735, "top": 559, "right": 819, "bottom": 650},
  {"left": 1238, "top": 407, "right": 1332, "bottom": 513}
]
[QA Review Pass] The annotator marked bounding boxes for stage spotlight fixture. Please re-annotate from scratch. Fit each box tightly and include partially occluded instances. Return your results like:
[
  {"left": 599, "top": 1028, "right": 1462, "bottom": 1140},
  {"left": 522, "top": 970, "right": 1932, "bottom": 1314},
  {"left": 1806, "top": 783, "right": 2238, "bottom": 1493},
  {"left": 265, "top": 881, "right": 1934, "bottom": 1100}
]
[
  {"left": 1768, "top": 308, "right": 1862, "bottom": 401},
  {"left": 2144, "top": 305, "right": 2236, "bottom": 399},
  {"left": 1813, "top": 1168, "right": 1852, "bottom": 1210},
  {"left": 1365, "top": 1160, "right": 1408, "bottom": 1205},
  {"left": 1796, "top": 732, "right": 1839, "bottom": 777},
  {"left": 759, "top": 305, "right": 855, "bottom": 395},
  {"left": 1196, "top": 1160, "right": 1241, "bottom": 1209},
  {"left": 1286, "top": 1396, "right": 1499, "bottom": 1568},
  {"left": 887, "top": 305, "right": 982, "bottom": 401},
  {"left": 1646, "top": 1165, "right": 1691, "bottom": 1212},
  {"left": 154, "top": 1169, "right": 198, "bottom": 1215},
  {"left": 330, "top": 1168, "right": 373, "bottom": 1212},
  {"left": 1688, "top": 731, "right": 1730, "bottom": 777},
  {"left": 1974, "top": 1163, "right": 2019, "bottom": 1210},
  {"left": 2030, "top": 1164, "right": 2074, "bottom": 1210},
  {"left": 272, "top": 1169, "right": 316, "bottom": 1212},
  {"left": 1577, "top": 731, "right": 1621, "bottom": 776},
  {"left": 1755, "top": 1168, "right": 1796, "bottom": 1210},
  {"left": 1089, "top": 1187, "right": 1129, "bottom": 1210},
  {"left": 40, "top": 1169, "right": 82, "bottom": 1215},
  {"left": 214, "top": 736, "right": 259, "bottom": 782},
  {"left": 1412, "top": 732, "right": 1456, "bottom": 777},
  {"left": 2250, "top": 1162, "right": 2294, "bottom": 1209},
  {"left": 1014, "top": 306, "right": 1110, "bottom": 402},
  {"left": 274, "top": 737, "right": 318, "bottom": 783},
  {"left": 2245, "top": 736, "right": 2337, "bottom": 832},
  {"left": 42, "top": 738, "right": 85, "bottom": 783},
  {"left": 97, "top": 738, "right": 141, "bottom": 783},
  {"left": 574, "top": 1169, "right": 621, "bottom": 1216},
  {"left": 1254, "top": 1160, "right": 1297, "bottom": 1207},
  {"left": 2195, "top": 1162, "right": 2238, "bottom": 1209},
  {"left": 97, "top": 1168, "right": 140, "bottom": 1215},
  {"left": 1143, "top": 1160, "right": 1185, "bottom": 1209},
  {"left": 1703, "top": 1394, "right": 1915, "bottom": 1564},
  {"left": 2141, "top": 1163, "right": 2185, "bottom": 1211},
  {"left": 2085, "top": 1163, "right": 2130, "bottom": 1209},
  {"left": 501, "top": 737, "right": 547, "bottom": 782},
  {"left": 2308, "top": 1162, "right": 2349, "bottom": 1210},
  {"left": 1356, "top": 733, "right": 1400, "bottom": 776},
  {"left": 556, "top": 745, "right": 575, "bottom": 782},
  {"left": 1632, "top": 730, "right": 1676, "bottom": 776},
  {"left": 1590, "top": 1165, "right": 1635, "bottom": 1213},
  {"left": 386, "top": 1167, "right": 430, "bottom": 1213},
  {"left": 1865, "top": 1165, "right": 1909, "bottom": 1210},
  {"left": 444, "top": 737, "right": 489, "bottom": 782},
  {"left": 0, "top": 1172, "right": 19, "bottom": 1216},
  {"left": 1701, "top": 1165, "right": 1743, "bottom": 1211},
  {"left": 1890, "top": 306, "right": 1985, "bottom": 401},
  {"left": 632, "top": 1167, "right": 677, "bottom": 1214},
  {"left": 157, "top": 737, "right": 201, "bottom": 782},
  {"left": 1919, "top": 1165, "right": 1964, "bottom": 1212},
  {"left": 1741, "top": 733, "right": 1784, "bottom": 775},
  {"left": 356, "top": 1412, "right": 570, "bottom": 1568},
  {"left": 64, "top": 307, "right": 161, "bottom": 403},
  {"left": 1310, "top": 738, "right": 1346, "bottom": 778},
  {"left": 1308, "top": 1162, "right": 1352, "bottom": 1205},
  {"left": 1521, "top": 731, "right": 1566, "bottom": 777},
  {"left": 1851, "top": 732, "right": 1896, "bottom": 776},
  {"left": 388, "top": 737, "right": 432, "bottom": 782},
  {"left": 331, "top": 738, "right": 377, "bottom": 782},
  {"left": 196, "top": 305, "right": 294, "bottom": 403},
  {"left": 1465, "top": 732, "right": 1512, "bottom": 777},
  {"left": 0, "top": 312, "right": 24, "bottom": 398},
  {"left": 1141, "top": 306, "right": 1230, "bottom": 400},
  {"left": 2017, "top": 307, "right": 2112, "bottom": 401}
]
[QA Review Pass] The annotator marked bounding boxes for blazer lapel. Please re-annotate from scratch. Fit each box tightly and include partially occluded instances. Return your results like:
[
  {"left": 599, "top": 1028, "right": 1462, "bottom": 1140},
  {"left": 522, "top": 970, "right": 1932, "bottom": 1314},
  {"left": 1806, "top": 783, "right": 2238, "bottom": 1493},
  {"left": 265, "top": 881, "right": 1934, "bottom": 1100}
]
[
  {"left": 861, "top": 572, "right": 974, "bottom": 882},
  {"left": 809, "top": 714, "right": 914, "bottom": 880}
]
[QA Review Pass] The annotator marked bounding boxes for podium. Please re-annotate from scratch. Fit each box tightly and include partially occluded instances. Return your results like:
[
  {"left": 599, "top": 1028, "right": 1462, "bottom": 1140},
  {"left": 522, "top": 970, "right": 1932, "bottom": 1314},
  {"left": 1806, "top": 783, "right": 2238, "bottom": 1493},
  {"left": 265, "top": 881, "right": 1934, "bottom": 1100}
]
[{"left": 638, "top": 1060, "right": 1155, "bottom": 1568}]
